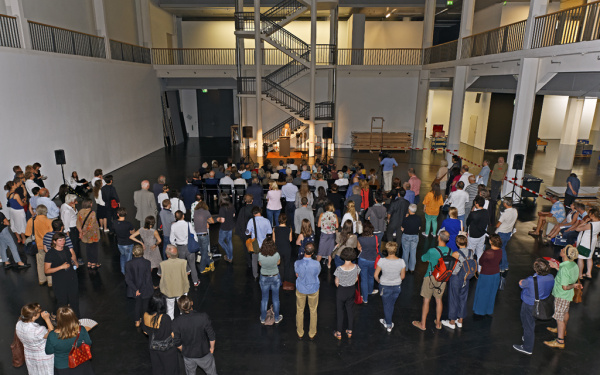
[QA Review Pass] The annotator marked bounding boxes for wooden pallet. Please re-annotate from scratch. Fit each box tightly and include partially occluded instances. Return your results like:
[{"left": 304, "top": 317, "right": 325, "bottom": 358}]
[{"left": 352, "top": 132, "right": 412, "bottom": 151}]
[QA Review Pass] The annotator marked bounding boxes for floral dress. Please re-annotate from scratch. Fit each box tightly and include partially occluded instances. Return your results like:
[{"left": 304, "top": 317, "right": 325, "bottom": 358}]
[{"left": 318, "top": 212, "right": 337, "bottom": 257}]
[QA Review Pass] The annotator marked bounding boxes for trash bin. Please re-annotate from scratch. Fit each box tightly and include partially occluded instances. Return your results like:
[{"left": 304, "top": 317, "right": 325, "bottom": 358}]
[{"left": 522, "top": 174, "right": 543, "bottom": 199}]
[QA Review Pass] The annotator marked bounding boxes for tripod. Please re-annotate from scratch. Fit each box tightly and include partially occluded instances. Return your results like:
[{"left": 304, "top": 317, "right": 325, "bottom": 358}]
[
  {"left": 502, "top": 169, "right": 522, "bottom": 204},
  {"left": 52, "top": 164, "right": 68, "bottom": 200}
]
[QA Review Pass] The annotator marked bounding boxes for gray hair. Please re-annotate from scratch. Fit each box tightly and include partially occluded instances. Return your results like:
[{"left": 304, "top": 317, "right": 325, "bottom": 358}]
[
  {"left": 141, "top": 180, "right": 150, "bottom": 189},
  {"left": 409, "top": 204, "right": 417, "bottom": 213},
  {"left": 438, "top": 230, "right": 450, "bottom": 244},
  {"left": 36, "top": 204, "right": 48, "bottom": 216},
  {"left": 503, "top": 197, "right": 513, "bottom": 207},
  {"left": 166, "top": 245, "right": 178, "bottom": 259},
  {"left": 158, "top": 175, "right": 166, "bottom": 184},
  {"left": 65, "top": 194, "right": 77, "bottom": 205}
]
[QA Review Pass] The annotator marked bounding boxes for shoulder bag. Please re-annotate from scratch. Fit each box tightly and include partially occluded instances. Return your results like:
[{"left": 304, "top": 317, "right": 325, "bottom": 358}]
[
  {"left": 532, "top": 275, "right": 554, "bottom": 320},
  {"left": 149, "top": 315, "right": 175, "bottom": 351},
  {"left": 11, "top": 330, "right": 24, "bottom": 367},
  {"left": 576, "top": 222, "right": 595, "bottom": 258},
  {"left": 573, "top": 281, "right": 583, "bottom": 303},
  {"left": 25, "top": 217, "right": 37, "bottom": 256},
  {"left": 432, "top": 171, "right": 447, "bottom": 186},
  {"left": 245, "top": 217, "right": 260, "bottom": 253},
  {"left": 373, "top": 236, "right": 381, "bottom": 269},
  {"left": 68, "top": 326, "right": 92, "bottom": 368}
]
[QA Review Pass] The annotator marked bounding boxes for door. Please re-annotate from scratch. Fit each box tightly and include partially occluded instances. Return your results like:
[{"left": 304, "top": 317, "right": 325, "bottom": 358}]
[
  {"left": 197, "top": 89, "right": 234, "bottom": 160},
  {"left": 468, "top": 115, "right": 478, "bottom": 145}
]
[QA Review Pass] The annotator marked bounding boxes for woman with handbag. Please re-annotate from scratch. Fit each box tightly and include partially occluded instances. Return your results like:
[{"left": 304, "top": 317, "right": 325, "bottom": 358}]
[
  {"left": 16, "top": 303, "right": 54, "bottom": 374},
  {"left": 435, "top": 160, "right": 449, "bottom": 195},
  {"left": 356, "top": 221, "right": 378, "bottom": 303},
  {"left": 258, "top": 238, "right": 283, "bottom": 324},
  {"left": 45, "top": 306, "right": 94, "bottom": 374},
  {"left": 130, "top": 216, "right": 162, "bottom": 282},
  {"left": 142, "top": 291, "right": 178, "bottom": 375},
  {"left": 575, "top": 208, "right": 599, "bottom": 280},
  {"left": 76, "top": 199, "right": 101, "bottom": 269},
  {"left": 317, "top": 203, "right": 338, "bottom": 269},
  {"left": 333, "top": 220, "right": 358, "bottom": 269},
  {"left": 273, "top": 213, "right": 294, "bottom": 290},
  {"left": 374, "top": 242, "right": 406, "bottom": 333}
]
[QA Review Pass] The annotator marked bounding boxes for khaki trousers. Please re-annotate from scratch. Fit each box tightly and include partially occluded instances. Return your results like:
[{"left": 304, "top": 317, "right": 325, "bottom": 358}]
[
  {"left": 37, "top": 249, "right": 51, "bottom": 285},
  {"left": 296, "top": 290, "right": 319, "bottom": 338}
]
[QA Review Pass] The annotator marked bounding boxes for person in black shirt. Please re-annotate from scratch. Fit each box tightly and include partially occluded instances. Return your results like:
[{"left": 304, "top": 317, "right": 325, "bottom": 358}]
[
  {"left": 44, "top": 232, "right": 79, "bottom": 316},
  {"left": 327, "top": 185, "right": 344, "bottom": 220},
  {"left": 173, "top": 296, "right": 217, "bottom": 375},
  {"left": 386, "top": 188, "right": 409, "bottom": 247},
  {"left": 401, "top": 204, "right": 421, "bottom": 272},
  {"left": 114, "top": 207, "right": 135, "bottom": 275},
  {"left": 101, "top": 174, "right": 120, "bottom": 232},
  {"left": 466, "top": 196, "right": 489, "bottom": 263}
]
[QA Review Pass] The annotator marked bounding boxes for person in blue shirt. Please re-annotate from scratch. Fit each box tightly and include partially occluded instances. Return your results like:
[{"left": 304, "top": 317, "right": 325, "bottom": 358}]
[
  {"left": 564, "top": 173, "right": 580, "bottom": 208},
  {"left": 529, "top": 194, "right": 566, "bottom": 237},
  {"left": 294, "top": 242, "right": 320, "bottom": 340},
  {"left": 513, "top": 258, "right": 555, "bottom": 355},
  {"left": 477, "top": 159, "right": 491, "bottom": 186},
  {"left": 246, "top": 207, "right": 273, "bottom": 280},
  {"left": 345, "top": 176, "right": 359, "bottom": 199},
  {"left": 403, "top": 182, "right": 415, "bottom": 204},
  {"left": 379, "top": 155, "right": 398, "bottom": 192},
  {"left": 37, "top": 189, "right": 60, "bottom": 219}
]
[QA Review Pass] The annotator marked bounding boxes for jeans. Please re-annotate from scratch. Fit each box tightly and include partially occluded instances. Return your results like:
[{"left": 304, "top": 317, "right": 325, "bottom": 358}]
[
  {"left": 401, "top": 234, "right": 419, "bottom": 272},
  {"left": 0, "top": 227, "right": 21, "bottom": 263},
  {"left": 467, "top": 235, "right": 486, "bottom": 271},
  {"left": 117, "top": 244, "right": 133, "bottom": 274},
  {"left": 457, "top": 214, "right": 465, "bottom": 229},
  {"left": 197, "top": 234, "right": 212, "bottom": 271},
  {"left": 520, "top": 302, "right": 535, "bottom": 352},
  {"left": 218, "top": 230, "right": 233, "bottom": 260},
  {"left": 266, "top": 209, "right": 280, "bottom": 228},
  {"left": 381, "top": 284, "right": 401, "bottom": 327},
  {"left": 498, "top": 231, "right": 512, "bottom": 271},
  {"left": 162, "top": 236, "right": 171, "bottom": 259},
  {"left": 358, "top": 257, "right": 375, "bottom": 302},
  {"left": 424, "top": 214, "right": 438, "bottom": 236},
  {"left": 448, "top": 275, "right": 469, "bottom": 320},
  {"left": 259, "top": 275, "right": 281, "bottom": 321},
  {"left": 296, "top": 290, "right": 319, "bottom": 338}
]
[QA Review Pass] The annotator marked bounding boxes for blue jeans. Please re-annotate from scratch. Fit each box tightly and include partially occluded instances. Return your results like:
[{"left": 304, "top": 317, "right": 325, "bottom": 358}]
[
  {"left": 266, "top": 209, "right": 280, "bottom": 227},
  {"left": 162, "top": 236, "right": 170, "bottom": 259},
  {"left": 0, "top": 227, "right": 21, "bottom": 263},
  {"left": 401, "top": 234, "right": 419, "bottom": 271},
  {"left": 448, "top": 274, "right": 469, "bottom": 320},
  {"left": 380, "top": 284, "right": 401, "bottom": 327},
  {"left": 498, "top": 231, "right": 512, "bottom": 271},
  {"left": 358, "top": 257, "right": 375, "bottom": 302},
  {"left": 259, "top": 275, "right": 281, "bottom": 321},
  {"left": 197, "top": 234, "right": 211, "bottom": 271},
  {"left": 520, "top": 302, "right": 535, "bottom": 352},
  {"left": 218, "top": 230, "right": 233, "bottom": 260},
  {"left": 118, "top": 244, "right": 133, "bottom": 274}
]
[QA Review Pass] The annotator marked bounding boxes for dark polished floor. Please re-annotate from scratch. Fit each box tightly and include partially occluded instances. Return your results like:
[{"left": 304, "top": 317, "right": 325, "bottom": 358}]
[{"left": 1, "top": 139, "right": 600, "bottom": 374}]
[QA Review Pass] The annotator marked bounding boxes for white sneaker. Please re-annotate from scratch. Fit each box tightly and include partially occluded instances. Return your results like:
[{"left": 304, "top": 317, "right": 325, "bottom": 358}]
[
  {"left": 441, "top": 320, "right": 456, "bottom": 329},
  {"left": 387, "top": 323, "right": 394, "bottom": 333},
  {"left": 421, "top": 232, "right": 429, "bottom": 237},
  {"left": 379, "top": 319, "right": 387, "bottom": 329},
  {"left": 371, "top": 289, "right": 379, "bottom": 294},
  {"left": 456, "top": 321, "right": 463, "bottom": 328}
]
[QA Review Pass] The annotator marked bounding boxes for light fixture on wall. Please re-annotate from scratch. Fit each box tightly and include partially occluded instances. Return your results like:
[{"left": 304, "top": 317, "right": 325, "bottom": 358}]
[{"left": 385, "top": 9, "right": 396, "bottom": 18}]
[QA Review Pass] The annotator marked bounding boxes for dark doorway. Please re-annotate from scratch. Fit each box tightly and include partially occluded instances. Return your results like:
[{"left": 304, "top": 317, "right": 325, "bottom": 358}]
[{"left": 197, "top": 89, "right": 234, "bottom": 160}]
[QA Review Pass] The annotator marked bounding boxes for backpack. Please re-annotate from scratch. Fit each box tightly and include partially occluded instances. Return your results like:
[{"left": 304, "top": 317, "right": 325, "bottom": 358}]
[
  {"left": 431, "top": 247, "right": 457, "bottom": 283},
  {"left": 456, "top": 249, "right": 478, "bottom": 287}
]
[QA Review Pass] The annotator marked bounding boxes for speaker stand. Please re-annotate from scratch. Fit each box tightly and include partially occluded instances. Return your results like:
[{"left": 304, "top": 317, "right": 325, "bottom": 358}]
[
  {"left": 52, "top": 164, "right": 68, "bottom": 200},
  {"left": 503, "top": 169, "right": 522, "bottom": 204}
]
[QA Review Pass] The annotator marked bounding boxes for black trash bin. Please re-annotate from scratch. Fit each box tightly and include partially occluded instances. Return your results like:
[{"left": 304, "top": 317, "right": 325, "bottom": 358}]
[{"left": 522, "top": 174, "right": 543, "bottom": 201}]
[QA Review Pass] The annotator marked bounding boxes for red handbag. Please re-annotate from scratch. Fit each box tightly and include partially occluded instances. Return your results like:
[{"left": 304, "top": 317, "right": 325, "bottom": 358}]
[
  {"left": 110, "top": 199, "right": 119, "bottom": 209},
  {"left": 354, "top": 276, "right": 363, "bottom": 304},
  {"left": 374, "top": 236, "right": 381, "bottom": 269},
  {"left": 68, "top": 327, "right": 92, "bottom": 368}
]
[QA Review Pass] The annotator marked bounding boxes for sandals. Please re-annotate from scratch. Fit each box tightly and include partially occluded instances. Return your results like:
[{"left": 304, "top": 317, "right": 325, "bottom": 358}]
[
  {"left": 434, "top": 320, "right": 442, "bottom": 330},
  {"left": 346, "top": 330, "right": 352, "bottom": 338},
  {"left": 334, "top": 331, "right": 342, "bottom": 340},
  {"left": 528, "top": 231, "right": 539, "bottom": 236},
  {"left": 412, "top": 321, "right": 426, "bottom": 331}
]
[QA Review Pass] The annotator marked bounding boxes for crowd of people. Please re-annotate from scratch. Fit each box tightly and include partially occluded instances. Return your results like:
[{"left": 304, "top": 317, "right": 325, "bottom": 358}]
[{"left": 5, "top": 154, "right": 598, "bottom": 374}]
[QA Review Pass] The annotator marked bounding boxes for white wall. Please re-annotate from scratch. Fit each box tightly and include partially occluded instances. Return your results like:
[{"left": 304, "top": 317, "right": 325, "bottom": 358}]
[
  {"left": 427, "top": 89, "right": 451, "bottom": 134},
  {"left": 104, "top": 0, "right": 138, "bottom": 44},
  {"left": 179, "top": 89, "right": 198, "bottom": 137},
  {"left": 538, "top": 95, "right": 596, "bottom": 140},
  {"left": 500, "top": 3, "right": 530, "bottom": 25},
  {"left": 182, "top": 21, "right": 237, "bottom": 48},
  {"left": 473, "top": 4, "right": 502, "bottom": 35},
  {"left": 364, "top": 21, "right": 424, "bottom": 48},
  {"left": 0, "top": 2, "right": 7, "bottom": 14},
  {"left": 22, "top": 0, "right": 95, "bottom": 34},
  {"left": 149, "top": 1, "right": 173, "bottom": 48},
  {"left": 0, "top": 48, "right": 164, "bottom": 208}
]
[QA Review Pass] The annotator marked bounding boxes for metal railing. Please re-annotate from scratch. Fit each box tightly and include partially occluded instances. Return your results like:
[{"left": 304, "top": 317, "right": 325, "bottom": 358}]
[
  {"left": 314, "top": 102, "right": 335, "bottom": 121},
  {"left": 462, "top": 20, "right": 527, "bottom": 58},
  {"left": 263, "top": 116, "right": 304, "bottom": 144},
  {"left": 152, "top": 48, "right": 236, "bottom": 65},
  {"left": 234, "top": 12, "right": 258, "bottom": 31},
  {"left": 263, "top": 78, "right": 308, "bottom": 116},
  {"left": 262, "top": 16, "right": 309, "bottom": 56},
  {"left": 237, "top": 77, "right": 257, "bottom": 95},
  {"left": 423, "top": 40, "right": 458, "bottom": 64},
  {"left": 110, "top": 39, "right": 151, "bottom": 64},
  {"left": 28, "top": 20, "right": 105, "bottom": 58},
  {"left": 266, "top": 53, "right": 309, "bottom": 85},
  {"left": 337, "top": 48, "right": 422, "bottom": 65},
  {"left": 532, "top": 0, "right": 600, "bottom": 48},
  {"left": 0, "top": 13, "right": 20, "bottom": 48},
  {"left": 263, "top": 0, "right": 305, "bottom": 20}
]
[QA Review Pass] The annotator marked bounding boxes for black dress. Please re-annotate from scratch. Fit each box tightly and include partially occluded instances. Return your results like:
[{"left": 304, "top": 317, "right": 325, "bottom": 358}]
[
  {"left": 45, "top": 247, "right": 79, "bottom": 316},
  {"left": 274, "top": 226, "right": 294, "bottom": 283},
  {"left": 142, "top": 314, "right": 179, "bottom": 375}
]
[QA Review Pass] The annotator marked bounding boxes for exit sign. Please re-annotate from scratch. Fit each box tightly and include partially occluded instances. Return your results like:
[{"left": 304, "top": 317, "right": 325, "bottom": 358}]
[{"left": 447, "top": 0, "right": 453, "bottom": 5}]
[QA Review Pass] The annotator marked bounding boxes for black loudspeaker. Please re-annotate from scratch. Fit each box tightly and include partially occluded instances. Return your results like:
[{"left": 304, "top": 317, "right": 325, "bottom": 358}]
[
  {"left": 322, "top": 127, "right": 333, "bottom": 139},
  {"left": 512, "top": 153, "right": 524, "bottom": 170},
  {"left": 54, "top": 149, "right": 66, "bottom": 165},
  {"left": 243, "top": 126, "right": 253, "bottom": 138}
]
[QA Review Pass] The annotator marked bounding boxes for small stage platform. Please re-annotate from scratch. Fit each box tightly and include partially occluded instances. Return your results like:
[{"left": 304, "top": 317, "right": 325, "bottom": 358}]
[
  {"left": 266, "top": 151, "right": 304, "bottom": 159},
  {"left": 545, "top": 186, "right": 599, "bottom": 199}
]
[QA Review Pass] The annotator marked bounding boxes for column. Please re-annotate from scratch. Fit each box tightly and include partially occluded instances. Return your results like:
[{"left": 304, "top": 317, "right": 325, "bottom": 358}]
[
  {"left": 503, "top": 58, "right": 540, "bottom": 199},
  {"left": 135, "top": 0, "right": 152, "bottom": 48},
  {"left": 328, "top": 6, "right": 338, "bottom": 156},
  {"left": 347, "top": 14, "right": 365, "bottom": 64},
  {"left": 413, "top": 0, "right": 435, "bottom": 149},
  {"left": 556, "top": 97, "right": 584, "bottom": 170},
  {"left": 446, "top": 66, "right": 468, "bottom": 164},
  {"left": 92, "top": 0, "right": 111, "bottom": 59},
  {"left": 456, "top": 0, "right": 475, "bottom": 59},
  {"left": 254, "top": 0, "right": 264, "bottom": 157},
  {"left": 4, "top": 0, "right": 32, "bottom": 49},
  {"left": 235, "top": 0, "right": 245, "bottom": 151},
  {"left": 590, "top": 100, "right": 600, "bottom": 151},
  {"left": 523, "top": 0, "right": 549, "bottom": 49},
  {"left": 308, "top": 0, "right": 317, "bottom": 157},
  {"left": 175, "top": 17, "right": 183, "bottom": 48}
]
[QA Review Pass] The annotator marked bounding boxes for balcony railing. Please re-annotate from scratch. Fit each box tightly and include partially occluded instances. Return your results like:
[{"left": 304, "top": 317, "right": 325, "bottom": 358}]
[
  {"left": 28, "top": 20, "right": 105, "bottom": 58},
  {"left": 0, "top": 14, "right": 20, "bottom": 48},
  {"left": 338, "top": 48, "right": 422, "bottom": 65},
  {"left": 532, "top": 0, "right": 600, "bottom": 48},
  {"left": 110, "top": 39, "right": 151, "bottom": 64},
  {"left": 423, "top": 40, "right": 458, "bottom": 64},
  {"left": 462, "top": 20, "right": 527, "bottom": 58},
  {"left": 314, "top": 102, "right": 335, "bottom": 121},
  {"left": 152, "top": 48, "right": 236, "bottom": 65}
]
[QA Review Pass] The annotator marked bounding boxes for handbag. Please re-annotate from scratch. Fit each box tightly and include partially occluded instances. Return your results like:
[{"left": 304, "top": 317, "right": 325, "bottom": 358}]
[
  {"left": 576, "top": 223, "right": 594, "bottom": 258},
  {"left": 68, "top": 326, "right": 92, "bottom": 368},
  {"left": 354, "top": 277, "right": 363, "bottom": 304},
  {"left": 532, "top": 275, "right": 554, "bottom": 320},
  {"left": 110, "top": 199, "right": 119, "bottom": 209},
  {"left": 264, "top": 305, "right": 275, "bottom": 326},
  {"left": 149, "top": 315, "right": 175, "bottom": 351},
  {"left": 282, "top": 281, "right": 295, "bottom": 291},
  {"left": 432, "top": 171, "right": 447, "bottom": 186},
  {"left": 24, "top": 217, "right": 37, "bottom": 256},
  {"left": 573, "top": 282, "right": 583, "bottom": 303},
  {"left": 11, "top": 330, "right": 24, "bottom": 368},
  {"left": 187, "top": 224, "right": 200, "bottom": 253},
  {"left": 245, "top": 217, "right": 260, "bottom": 253},
  {"left": 373, "top": 236, "right": 381, "bottom": 269}
]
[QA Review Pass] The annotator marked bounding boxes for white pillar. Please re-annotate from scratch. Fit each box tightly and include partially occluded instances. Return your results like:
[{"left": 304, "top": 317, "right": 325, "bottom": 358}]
[
  {"left": 135, "top": 0, "right": 152, "bottom": 48},
  {"left": 446, "top": 66, "right": 468, "bottom": 164},
  {"left": 556, "top": 97, "right": 584, "bottom": 170},
  {"left": 413, "top": 70, "right": 430, "bottom": 149},
  {"left": 523, "top": 0, "right": 549, "bottom": 49},
  {"left": 308, "top": 0, "right": 317, "bottom": 157},
  {"left": 589, "top": 100, "right": 600, "bottom": 151},
  {"left": 503, "top": 58, "right": 540, "bottom": 199},
  {"left": 4, "top": 0, "right": 32, "bottom": 49},
  {"left": 92, "top": 0, "right": 111, "bottom": 59},
  {"left": 422, "top": 0, "right": 436, "bottom": 49},
  {"left": 457, "top": 0, "right": 475, "bottom": 58},
  {"left": 254, "top": 0, "right": 263, "bottom": 157}
]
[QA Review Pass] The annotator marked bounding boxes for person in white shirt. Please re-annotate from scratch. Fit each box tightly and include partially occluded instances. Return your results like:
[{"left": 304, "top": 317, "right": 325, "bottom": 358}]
[
  {"left": 68, "top": 171, "right": 91, "bottom": 196},
  {"left": 287, "top": 159, "right": 298, "bottom": 171},
  {"left": 157, "top": 185, "right": 170, "bottom": 206},
  {"left": 60, "top": 194, "right": 83, "bottom": 264},
  {"left": 91, "top": 168, "right": 106, "bottom": 187},
  {"left": 447, "top": 181, "right": 469, "bottom": 226},
  {"left": 458, "top": 165, "right": 472, "bottom": 187},
  {"left": 24, "top": 172, "right": 40, "bottom": 197},
  {"left": 495, "top": 197, "right": 518, "bottom": 272},
  {"left": 219, "top": 171, "right": 235, "bottom": 188},
  {"left": 233, "top": 173, "right": 247, "bottom": 188},
  {"left": 170, "top": 191, "right": 186, "bottom": 214},
  {"left": 169, "top": 210, "right": 200, "bottom": 287},
  {"left": 334, "top": 171, "right": 349, "bottom": 186}
]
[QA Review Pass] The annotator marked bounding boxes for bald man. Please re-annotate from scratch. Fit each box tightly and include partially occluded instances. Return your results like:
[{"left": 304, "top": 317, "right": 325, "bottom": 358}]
[{"left": 134, "top": 180, "right": 157, "bottom": 225}]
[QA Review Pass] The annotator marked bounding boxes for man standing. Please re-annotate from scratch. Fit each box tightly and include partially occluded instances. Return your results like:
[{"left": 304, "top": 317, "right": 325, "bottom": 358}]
[
  {"left": 380, "top": 154, "right": 398, "bottom": 192},
  {"left": 245, "top": 206, "right": 272, "bottom": 280},
  {"left": 173, "top": 296, "right": 218, "bottom": 375},
  {"left": 281, "top": 176, "right": 298, "bottom": 228},
  {"left": 466, "top": 196, "right": 489, "bottom": 266},
  {"left": 408, "top": 168, "right": 422, "bottom": 204},
  {"left": 101, "top": 175, "right": 120, "bottom": 232},
  {"left": 365, "top": 192, "right": 387, "bottom": 242},
  {"left": 170, "top": 211, "right": 200, "bottom": 287},
  {"left": 37, "top": 189, "right": 60, "bottom": 219},
  {"left": 478, "top": 160, "right": 491, "bottom": 186},
  {"left": 386, "top": 189, "right": 409, "bottom": 247},
  {"left": 496, "top": 198, "right": 518, "bottom": 272},
  {"left": 402, "top": 182, "right": 415, "bottom": 205},
  {"left": 544, "top": 246, "right": 582, "bottom": 349},
  {"left": 490, "top": 157, "right": 508, "bottom": 201},
  {"left": 448, "top": 181, "right": 469, "bottom": 226},
  {"left": 236, "top": 195, "right": 255, "bottom": 269},
  {"left": 464, "top": 175, "right": 479, "bottom": 219},
  {"left": 246, "top": 177, "right": 263, "bottom": 210},
  {"left": 192, "top": 202, "right": 215, "bottom": 274},
  {"left": 160, "top": 200, "right": 176, "bottom": 257},
  {"left": 159, "top": 245, "right": 191, "bottom": 319},
  {"left": 564, "top": 173, "right": 580, "bottom": 209},
  {"left": 294, "top": 197, "right": 314, "bottom": 234},
  {"left": 153, "top": 175, "right": 166, "bottom": 201},
  {"left": 458, "top": 165, "right": 472, "bottom": 187},
  {"left": 412, "top": 231, "right": 451, "bottom": 331},
  {"left": 180, "top": 177, "right": 199, "bottom": 212},
  {"left": 295, "top": 242, "right": 320, "bottom": 340},
  {"left": 134, "top": 180, "right": 157, "bottom": 226}
]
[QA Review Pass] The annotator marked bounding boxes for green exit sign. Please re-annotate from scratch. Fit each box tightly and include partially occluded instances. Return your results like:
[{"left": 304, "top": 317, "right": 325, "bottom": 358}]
[
  {"left": 201, "top": 89, "right": 208, "bottom": 93},
  {"left": 447, "top": 0, "right": 453, "bottom": 5}
]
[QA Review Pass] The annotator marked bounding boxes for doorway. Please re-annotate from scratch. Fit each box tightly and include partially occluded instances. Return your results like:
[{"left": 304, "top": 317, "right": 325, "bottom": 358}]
[{"left": 197, "top": 89, "right": 234, "bottom": 160}]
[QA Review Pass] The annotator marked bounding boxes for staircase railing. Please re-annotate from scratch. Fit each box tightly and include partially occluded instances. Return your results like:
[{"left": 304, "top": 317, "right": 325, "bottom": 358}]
[
  {"left": 263, "top": 0, "right": 305, "bottom": 20},
  {"left": 264, "top": 78, "right": 308, "bottom": 116},
  {"left": 263, "top": 116, "right": 305, "bottom": 144},
  {"left": 266, "top": 49, "right": 310, "bottom": 84},
  {"left": 262, "top": 16, "right": 309, "bottom": 56},
  {"left": 0, "top": 13, "right": 20, "bottom": 48},
  {"left": 314, "top": 102, "right": 335, "bottom": 121}
]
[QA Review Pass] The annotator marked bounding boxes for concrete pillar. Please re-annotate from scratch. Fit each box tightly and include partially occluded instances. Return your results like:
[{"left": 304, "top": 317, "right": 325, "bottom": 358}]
[
  {"left": 590, "top": 100, "right": 600, "bottom": 151},
  {"left": 308, "top": 0, "right": 317, "bottom": 157},
  {"left": 457, "top": 0, "right": 475, "bottom": 58},
  {"left": 4, "top": 0, "right": 32, "bottom": 49},
  {"left": 413, "top": 70, "right": 430, "bottom": 149},
  {"left": 348, "top": 14, "right": 365, "bottom": 64},
  {"left": 235, "top": 0, "right": 245, "bottom": 151},
  {"left": 523, "top": 0, "right": 549, "bottom": 49},
  {"left": 175, "top": 16, "right": 183, "bottom": 49},
  {"left": 422, "top": 0, "right": 436, "bottom": 49},
  {"left": 556, "top": 97, "right": 584, "bottom": 170},
  {"left": 92, "top": 0, "right": 111, "bottom": 59},
  {"left": 503, "top": 58, "right": 540, "bottom": 200},
  {"left": 254, "top": 0, "right": 263, "bottom": 157},
  {"left": 135, "top": 0, "right": 152, "bottom": 48},
  {"left": 328, "top": 6, "right": 338, "bottom": 155},
  {"left": 446, "top": 66, "right": 468, "bottom": 164}
]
